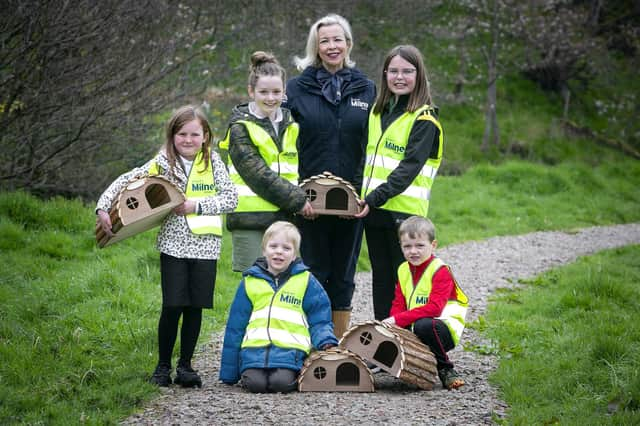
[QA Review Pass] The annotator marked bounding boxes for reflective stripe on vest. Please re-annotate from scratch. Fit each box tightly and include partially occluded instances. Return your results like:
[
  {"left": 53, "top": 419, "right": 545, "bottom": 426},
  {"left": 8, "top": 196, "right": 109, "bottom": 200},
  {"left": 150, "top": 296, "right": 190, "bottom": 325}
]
[
  {"left": 241, "top": 271, "right": 311, "bottom": 353},
  {"left": 149, "top": 152, "right": 222, "bottom": 236},
  {"left": 219, "top": 119, "right": 299, "bottom": 213},
  {"left": 398, "top": 258, "right": 468, "bottom": 345},
  {"left": 362, "top": 105, "right": 443, "bottom": 217}
]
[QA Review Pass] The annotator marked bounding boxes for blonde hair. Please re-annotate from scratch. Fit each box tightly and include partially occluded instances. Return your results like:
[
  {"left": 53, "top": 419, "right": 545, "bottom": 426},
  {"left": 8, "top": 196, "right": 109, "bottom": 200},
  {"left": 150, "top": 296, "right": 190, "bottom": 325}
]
[
  {"left": 293, "top": 13, "right": 355, "bottom": 71},
  {"left": 248, "top": 51, "right": 286, "bottom": 89},
  {"left": 398, "top": 216, "right": 436, "bottom": 243},
  {"left": 262, "top": 221, "right": 301, "bottom": 255},
  {"left": 163, "top": 105, "right": 212, "bottom": 175}
]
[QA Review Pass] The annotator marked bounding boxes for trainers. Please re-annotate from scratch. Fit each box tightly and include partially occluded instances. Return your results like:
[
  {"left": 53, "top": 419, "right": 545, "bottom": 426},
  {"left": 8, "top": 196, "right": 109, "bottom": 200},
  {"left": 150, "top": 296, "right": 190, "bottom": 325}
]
[
  {"left": 174, "top": 362, "right": 202, "bottom": 388},
  {"left": 149, "top": 363, "right": 172, "bottom": 387},
  {"left": 438, "top": 367, "right": 464, "bottom": 390}
]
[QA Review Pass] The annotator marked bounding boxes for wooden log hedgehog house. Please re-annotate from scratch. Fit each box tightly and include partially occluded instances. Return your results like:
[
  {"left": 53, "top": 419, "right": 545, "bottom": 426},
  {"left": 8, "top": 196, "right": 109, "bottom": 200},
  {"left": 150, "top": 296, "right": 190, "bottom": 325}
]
[
  {"left": 340, "top": 321, "right": 439, "bottom": 390},
  {"left": 298, "top": 347, "right": 375, "bottom": 392},
  {"left": 95, "top": 175, "right": 185, "bottom": 248},
  {"left": 299, "top": 171, "right": 362, "bottom": 216}
]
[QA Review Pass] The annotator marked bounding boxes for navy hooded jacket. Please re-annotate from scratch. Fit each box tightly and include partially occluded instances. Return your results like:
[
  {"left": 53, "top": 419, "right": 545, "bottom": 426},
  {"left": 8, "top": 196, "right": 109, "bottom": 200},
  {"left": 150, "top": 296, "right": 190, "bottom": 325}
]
[
  {"left": 285, "top": 66, "right": 376, "bottom": 191},
  {"left": 219, "top": 257, "right": 338, "bottom": 384}
]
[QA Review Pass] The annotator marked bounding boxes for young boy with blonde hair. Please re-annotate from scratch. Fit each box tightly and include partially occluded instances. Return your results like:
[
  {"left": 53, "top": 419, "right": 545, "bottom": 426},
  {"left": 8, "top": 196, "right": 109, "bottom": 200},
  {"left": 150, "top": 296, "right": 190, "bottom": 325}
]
[
  {"left": 219, "top": 221, "right": 337, "bottom": 393},
  {"left": 382, "top": 216, "right": 469, "bottom": 390}
]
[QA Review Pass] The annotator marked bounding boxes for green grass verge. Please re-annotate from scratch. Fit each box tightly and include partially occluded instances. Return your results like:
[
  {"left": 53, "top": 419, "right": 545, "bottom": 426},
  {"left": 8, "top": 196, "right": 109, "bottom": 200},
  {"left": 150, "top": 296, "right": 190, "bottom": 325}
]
[{"left": 475, "top": 246, "right": 640, "bottom": 425}]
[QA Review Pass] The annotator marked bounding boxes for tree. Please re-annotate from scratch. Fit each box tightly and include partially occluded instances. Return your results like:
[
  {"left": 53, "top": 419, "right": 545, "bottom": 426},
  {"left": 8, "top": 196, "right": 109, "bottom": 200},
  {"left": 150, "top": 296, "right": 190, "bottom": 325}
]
[
  {"left": 511, "top": 1, "right": 600, "bottom": 120},
  {"left": 0, "top": 0, "right": 215, "bottom": 198},
  {"left": 452, "top": 0, "right": 517, "bottom": 151}
]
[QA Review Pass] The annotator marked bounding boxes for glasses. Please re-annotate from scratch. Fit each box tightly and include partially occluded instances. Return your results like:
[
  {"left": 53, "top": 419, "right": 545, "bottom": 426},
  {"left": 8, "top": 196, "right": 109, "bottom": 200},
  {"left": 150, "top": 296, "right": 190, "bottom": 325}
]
[{"left": 386, "top": 68, "right": 416, "bottom": 77}]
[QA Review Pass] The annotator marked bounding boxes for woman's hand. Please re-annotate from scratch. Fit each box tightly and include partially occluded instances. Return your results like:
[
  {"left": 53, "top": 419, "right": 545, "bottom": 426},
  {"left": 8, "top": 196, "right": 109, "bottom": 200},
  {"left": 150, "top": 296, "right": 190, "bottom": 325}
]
[{"left": 96, "top": 209, "right": 114, "bottom": 237}]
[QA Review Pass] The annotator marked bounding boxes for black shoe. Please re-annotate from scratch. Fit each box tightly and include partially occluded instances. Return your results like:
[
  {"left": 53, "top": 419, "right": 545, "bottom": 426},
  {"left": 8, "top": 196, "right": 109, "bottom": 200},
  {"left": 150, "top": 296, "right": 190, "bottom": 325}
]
[
  {"left": 174, "top": 362, "right": 202, "bottom": 388},
  {"left": 150, "top": 363, "right": 172, "bottom": 387}
]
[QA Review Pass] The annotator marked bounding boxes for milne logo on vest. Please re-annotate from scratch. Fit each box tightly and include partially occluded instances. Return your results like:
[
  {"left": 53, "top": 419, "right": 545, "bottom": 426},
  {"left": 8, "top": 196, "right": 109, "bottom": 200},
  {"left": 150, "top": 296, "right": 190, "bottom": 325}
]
[
  {"left": 351, "top": 98, "right": 369, "bottom": 111},
  {"left": 281, "top": 151, "right": 297, "bottom": 158},
  {"left": 280, "top": 292, "right": 302, "bottom": 306},
  {"left": 415, "top": 296, "right": 428, "bottom": 305},
  {"left": 192, "top": 182, "right": 215, "bottom": 192},
  {"left": 384, "top": 139, "right": 405, "bottom": 154}
]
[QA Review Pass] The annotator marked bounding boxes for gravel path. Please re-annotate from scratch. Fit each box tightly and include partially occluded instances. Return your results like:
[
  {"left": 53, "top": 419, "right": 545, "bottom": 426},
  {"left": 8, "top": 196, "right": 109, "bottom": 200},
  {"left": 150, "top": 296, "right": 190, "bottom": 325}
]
[{"left": 123, "top": 223, "right": 640, "bottom": 425}]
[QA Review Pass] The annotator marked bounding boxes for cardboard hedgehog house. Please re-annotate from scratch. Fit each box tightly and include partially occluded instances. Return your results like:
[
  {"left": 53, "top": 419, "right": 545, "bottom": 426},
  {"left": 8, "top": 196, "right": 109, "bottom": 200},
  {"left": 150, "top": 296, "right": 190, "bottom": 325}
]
[
  {"left": 95, "top": 175, "right": 185, "bottom": 248},
  {"left": 298, "top": 348, "right": 375, "bottom": 392},
  {"left": 299, "top": 171, "right": 362, "bottom": 216},
  {"left": 340, "top": 321, "right": 438, "bottom": 390}
]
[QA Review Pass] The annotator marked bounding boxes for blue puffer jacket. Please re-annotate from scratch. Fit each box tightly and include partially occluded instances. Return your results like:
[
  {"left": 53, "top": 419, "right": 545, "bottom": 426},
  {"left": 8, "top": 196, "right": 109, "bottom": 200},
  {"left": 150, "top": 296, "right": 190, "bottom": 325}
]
[
  {"left": 285, "top": 66, "right": 376, "bottom": 191},
  {"left": 219, "top": 257, "right": 338, "bottom": 384}
]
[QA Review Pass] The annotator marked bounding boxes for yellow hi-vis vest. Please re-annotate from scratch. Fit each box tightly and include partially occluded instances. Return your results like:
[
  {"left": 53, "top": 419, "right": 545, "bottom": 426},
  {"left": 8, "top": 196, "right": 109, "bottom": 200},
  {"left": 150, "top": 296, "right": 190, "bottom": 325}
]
[
  {"left": 398, "top": 258, "right": 468, "bottom": 345},
  {"left": 148, "top": 152, "right": 222, "bottom": 236},
  {"left": 218, "top": 119, "right": 299, "bottom": 213},
  {"left": 362, "top": 105, "right": 443, "bottom": 217},
  {"left": 241, "top": 271, "right": 311, "bottom": 354}
]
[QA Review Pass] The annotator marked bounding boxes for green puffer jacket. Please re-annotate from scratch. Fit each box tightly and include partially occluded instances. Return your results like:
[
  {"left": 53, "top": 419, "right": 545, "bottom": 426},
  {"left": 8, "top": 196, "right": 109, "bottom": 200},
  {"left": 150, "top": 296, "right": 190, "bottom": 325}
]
[{"left": 225, "top": 103, "right": 307, "bottom": 231}]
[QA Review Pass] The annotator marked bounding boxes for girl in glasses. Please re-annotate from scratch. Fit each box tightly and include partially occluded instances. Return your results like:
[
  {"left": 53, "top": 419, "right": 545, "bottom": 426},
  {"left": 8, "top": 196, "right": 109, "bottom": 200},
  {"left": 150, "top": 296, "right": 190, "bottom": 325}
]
[{"left": 356, "top": 45, "right": 445, "bottom": 323}]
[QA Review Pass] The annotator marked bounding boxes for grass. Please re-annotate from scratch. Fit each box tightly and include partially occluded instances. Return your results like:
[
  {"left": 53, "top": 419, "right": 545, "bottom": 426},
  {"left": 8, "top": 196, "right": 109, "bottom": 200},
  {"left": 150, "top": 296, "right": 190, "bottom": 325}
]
[
  {"left": 475, "top": 245, "right": 640, "bottom": 425},
  {"left": 0, "top": 191, "right": 241, "bottom": 424},
  {"left": 429, "top": 158, "right": 640, "bottom": 247}
]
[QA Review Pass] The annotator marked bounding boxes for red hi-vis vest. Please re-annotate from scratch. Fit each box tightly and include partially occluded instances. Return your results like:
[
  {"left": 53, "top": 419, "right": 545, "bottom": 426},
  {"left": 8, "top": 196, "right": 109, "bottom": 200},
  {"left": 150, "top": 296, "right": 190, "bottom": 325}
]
[{"left": 397, "top": 257, "right": 468, "bottom": 345}]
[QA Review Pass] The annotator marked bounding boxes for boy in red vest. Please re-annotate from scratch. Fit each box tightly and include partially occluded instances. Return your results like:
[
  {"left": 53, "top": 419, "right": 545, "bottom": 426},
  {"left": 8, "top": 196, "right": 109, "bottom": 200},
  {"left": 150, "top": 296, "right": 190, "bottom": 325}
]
[{"left": 382, "top": 216, "right": 468, "bottom": 390}]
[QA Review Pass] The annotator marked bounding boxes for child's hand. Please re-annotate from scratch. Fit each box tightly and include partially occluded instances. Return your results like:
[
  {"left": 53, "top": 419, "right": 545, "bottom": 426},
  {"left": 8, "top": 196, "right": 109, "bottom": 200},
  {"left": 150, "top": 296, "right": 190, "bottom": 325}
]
[
  {"left": 96, "top": 209, "right": 114, "bottom": 237},
  {"left": 173, "top": 200, "right": 197, "bottom": 216},
  {"left": 381, "top": 316, "right": 396, "bottom": 326}
]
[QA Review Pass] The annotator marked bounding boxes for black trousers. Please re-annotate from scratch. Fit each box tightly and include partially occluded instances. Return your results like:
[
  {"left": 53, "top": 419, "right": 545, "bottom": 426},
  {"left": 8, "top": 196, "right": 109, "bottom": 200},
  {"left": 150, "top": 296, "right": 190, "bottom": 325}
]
[
  {"left": 365, "top": 225, "right": 405, "bottom": 320},
  {"left": 299, "top": 216, "right": 363, "bottom": 310},
  {"left": 413, "top": 318, "right": 455, "bottom": 370}
]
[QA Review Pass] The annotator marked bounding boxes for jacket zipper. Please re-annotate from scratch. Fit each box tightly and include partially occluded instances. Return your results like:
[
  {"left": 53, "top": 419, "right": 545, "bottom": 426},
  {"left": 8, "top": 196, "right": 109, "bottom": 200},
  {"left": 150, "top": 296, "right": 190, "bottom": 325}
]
[{"left": 265, "top": 277, "right": 279, "bottom": 366}]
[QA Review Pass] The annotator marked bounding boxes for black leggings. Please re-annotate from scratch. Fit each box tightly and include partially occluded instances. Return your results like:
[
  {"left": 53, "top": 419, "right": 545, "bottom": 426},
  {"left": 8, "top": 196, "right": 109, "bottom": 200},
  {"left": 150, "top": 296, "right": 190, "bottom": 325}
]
[{"left": 157, "top": 306, "right": 202, "bottom": 367}]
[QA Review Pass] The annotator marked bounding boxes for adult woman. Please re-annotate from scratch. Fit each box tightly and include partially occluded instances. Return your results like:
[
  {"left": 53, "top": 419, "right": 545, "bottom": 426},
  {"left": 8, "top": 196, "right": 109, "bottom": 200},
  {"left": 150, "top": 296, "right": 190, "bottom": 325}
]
[
  {"left": 355, "top": 45, "right": 444, "bottom": 321},
  {"left": 285, "top": 14, "right": 376, "bottom": 338}
]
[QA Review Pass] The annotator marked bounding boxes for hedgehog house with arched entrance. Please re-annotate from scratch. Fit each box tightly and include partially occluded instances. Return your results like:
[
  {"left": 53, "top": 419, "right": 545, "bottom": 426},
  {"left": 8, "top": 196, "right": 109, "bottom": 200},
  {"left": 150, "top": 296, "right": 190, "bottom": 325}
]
[
  {"left": 340, "top": 320, "right": 439, "bottom": 390},
  {"left": 297, "top": 347, "right": 374, "bottom": 392},
  {"left": 95, "top": 175, "right": 186, "bottom": 248},
  {"left": 299, "top": 171, "right": 361, "bottom": 216}
]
